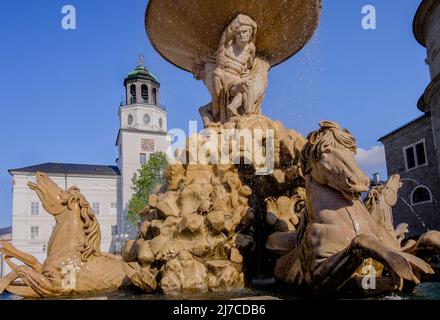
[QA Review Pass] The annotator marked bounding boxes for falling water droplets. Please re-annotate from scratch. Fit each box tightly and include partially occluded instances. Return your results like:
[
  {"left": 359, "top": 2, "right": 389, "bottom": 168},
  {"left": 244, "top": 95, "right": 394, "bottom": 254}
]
[{"left": 399, "top": 196, "right": 427, "bottom": 229}]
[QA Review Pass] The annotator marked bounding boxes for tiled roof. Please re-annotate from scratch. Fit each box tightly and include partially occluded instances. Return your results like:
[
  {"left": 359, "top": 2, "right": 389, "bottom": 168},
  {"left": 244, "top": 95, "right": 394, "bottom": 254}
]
[
  {"left": 9, "top": 163, "right": 120, "bottom": 176},
  {"left": 0, "top": 226, "right": 12, "bottom": 237}
]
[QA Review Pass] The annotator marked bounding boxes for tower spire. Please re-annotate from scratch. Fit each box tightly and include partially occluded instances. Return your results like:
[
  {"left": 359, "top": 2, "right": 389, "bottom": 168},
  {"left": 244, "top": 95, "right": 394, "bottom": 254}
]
[{"left": 136, "top": 55, "right": 145, "bottom": 69}]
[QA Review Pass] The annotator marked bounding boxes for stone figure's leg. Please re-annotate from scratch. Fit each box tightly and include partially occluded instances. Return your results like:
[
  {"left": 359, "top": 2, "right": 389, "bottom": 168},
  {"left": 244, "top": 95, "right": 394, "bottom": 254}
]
[
  {"left": 227, "top": 93, "right": 243, "bottom": 117},
  {"left": 244, "top": 83, "right": 255, "bottom": 114},
  {"left": 212, "top": 74, "right": 223, "bottom": 122},
  {"left": 0, "top": 240, "right": 43, "bottom": 272},
  {"left": 12, "top": 265, "right": 59, "bottom": 297},
  {"left": 312, "top": 234, "right": 430, "bottom": 293},
  {"left": 198, "top": 103, "right": 215, "bottom": 127}
]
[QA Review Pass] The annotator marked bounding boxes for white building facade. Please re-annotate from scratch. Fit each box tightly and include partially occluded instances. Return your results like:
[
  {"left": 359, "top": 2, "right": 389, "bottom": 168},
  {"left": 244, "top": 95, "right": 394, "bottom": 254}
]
[{"left": 3, "top": 58, "right": 170, "bottom": 276}]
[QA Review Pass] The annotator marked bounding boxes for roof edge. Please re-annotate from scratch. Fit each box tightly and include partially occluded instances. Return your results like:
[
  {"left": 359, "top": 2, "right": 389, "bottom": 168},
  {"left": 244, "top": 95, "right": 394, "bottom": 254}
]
[{"left": 378, "top": 113, "right": 429, "bottom": 142}]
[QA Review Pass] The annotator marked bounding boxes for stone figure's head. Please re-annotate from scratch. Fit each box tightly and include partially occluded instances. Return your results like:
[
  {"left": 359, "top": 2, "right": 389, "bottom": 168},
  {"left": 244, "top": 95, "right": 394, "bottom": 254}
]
[
  {"left": 301, "top": 121, "right": 370, "bottom": 200},
  {"left": 221, "top": 14, "right": 257, "bottom": 49}
]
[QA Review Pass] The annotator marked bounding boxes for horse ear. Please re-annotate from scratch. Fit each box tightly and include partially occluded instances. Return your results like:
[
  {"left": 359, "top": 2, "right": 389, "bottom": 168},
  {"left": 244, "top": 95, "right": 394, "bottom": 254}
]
[{"left": 308, "top": 131, "right": 319, "bottom": 144}]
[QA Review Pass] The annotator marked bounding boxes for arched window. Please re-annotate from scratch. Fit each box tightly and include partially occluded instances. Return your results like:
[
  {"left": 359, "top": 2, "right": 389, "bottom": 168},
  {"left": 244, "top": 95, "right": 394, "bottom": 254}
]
[
  {"left": 152, "top": 88, "right": 157, "bottom": 105},
  {"left": 411, "top": 186, "right": 433, "bottom": 205},
  {"left": 130, "top": 84, "right": 136, "bottom": 104},
  {"left": 159, "top": 118, "right": 163, "bottom": 129},
  {"left": 141, "top": 84, "right": 149, "bottom": 103}
]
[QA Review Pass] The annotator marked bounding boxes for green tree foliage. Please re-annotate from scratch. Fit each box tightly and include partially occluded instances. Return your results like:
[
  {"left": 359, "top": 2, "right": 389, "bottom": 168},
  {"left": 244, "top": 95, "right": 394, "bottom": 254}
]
[{"left": 127, "top": 152, "right": 168, "bottom": 225}]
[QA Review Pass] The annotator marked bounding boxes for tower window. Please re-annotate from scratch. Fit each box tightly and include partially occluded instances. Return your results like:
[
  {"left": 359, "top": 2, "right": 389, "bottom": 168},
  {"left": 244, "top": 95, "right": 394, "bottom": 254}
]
[
  {"left": 159, "top": 118, "right": 163, "bottom": 129},
  {"left": 130, "top": 84, "right": 137, "bottom": 104},
  {"left": 152, "top": 88, "right": 157, "bottom": 105},
  {"left": 411, "top": 186, "right": 432, "bottom": 205},
  {"left": 141, "top": 84, "right": 149, "bottom": 103},
  {"left": 403, "top": 139, "right": 427, "bottom": 171}
]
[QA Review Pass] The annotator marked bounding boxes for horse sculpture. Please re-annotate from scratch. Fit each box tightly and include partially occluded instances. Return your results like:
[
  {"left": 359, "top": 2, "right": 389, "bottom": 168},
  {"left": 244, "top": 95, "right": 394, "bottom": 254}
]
[
  {"left": 364, "top": 174, "right": 410, "bottom": 247},
  {"left": 275, "top": 121, "right": 440, "bottom": 296},
  {"left": 0, "top": 172, "right": 133, "bottom": 298}
]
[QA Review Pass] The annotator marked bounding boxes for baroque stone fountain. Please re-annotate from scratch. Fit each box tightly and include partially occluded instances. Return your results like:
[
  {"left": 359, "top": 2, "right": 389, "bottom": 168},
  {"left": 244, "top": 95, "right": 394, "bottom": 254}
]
[{"left": 2, "top": 0, "right": 440, "bottom": 299}]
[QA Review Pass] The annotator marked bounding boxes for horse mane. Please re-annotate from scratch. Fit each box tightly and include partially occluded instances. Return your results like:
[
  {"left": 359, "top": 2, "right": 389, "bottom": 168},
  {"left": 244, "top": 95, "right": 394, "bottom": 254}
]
[
  {"left": 300, "top": 121, "right": 357, "bottom": 175},
  {"left": 66, "top": 187, "right": 102, "bottom": 262},
  {"left": 364, "top": 185, "right": 385, "bottom": 213}
]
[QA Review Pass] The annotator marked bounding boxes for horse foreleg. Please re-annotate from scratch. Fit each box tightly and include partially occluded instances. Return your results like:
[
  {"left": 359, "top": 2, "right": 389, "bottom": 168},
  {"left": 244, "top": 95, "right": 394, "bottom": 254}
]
[
  {"left": 13, "top": 265, "right": 60, "bottom": 298},
  {"left": 0, "top": 241, "right": 43, "bottom": 272},
  {"left": 407, "top": 230, "right": 440, "bottom": 259},
  {"left": 312, "top": 234, "right": 421, "bottom": 293},
  {"left": 0, "top": 271, "right": 19, "bottom": 294}
]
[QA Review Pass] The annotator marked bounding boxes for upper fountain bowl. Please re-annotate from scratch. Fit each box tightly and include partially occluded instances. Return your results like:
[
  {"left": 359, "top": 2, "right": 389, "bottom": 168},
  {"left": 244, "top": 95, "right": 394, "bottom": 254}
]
[{"left": 145, "top": 0, "right": 322, "bottom": 72}]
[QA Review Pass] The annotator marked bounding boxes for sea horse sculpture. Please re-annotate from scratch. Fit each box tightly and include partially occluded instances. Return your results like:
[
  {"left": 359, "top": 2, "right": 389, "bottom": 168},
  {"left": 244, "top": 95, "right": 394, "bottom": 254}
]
[
  {"left": 0, "top": 172, "right": 141, "bottom": 298},
  {"left": 275, "top": 121, "right": 440, "bottom": 296},
  {"left": 364, "top": 174, "right": 409, "bottom": 246}
]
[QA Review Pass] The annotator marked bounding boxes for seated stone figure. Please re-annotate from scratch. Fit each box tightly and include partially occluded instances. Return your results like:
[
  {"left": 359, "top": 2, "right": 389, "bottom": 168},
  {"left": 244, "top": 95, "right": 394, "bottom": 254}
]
[{"left": 193, "top": 14, "right": 270, "bottom": 126}]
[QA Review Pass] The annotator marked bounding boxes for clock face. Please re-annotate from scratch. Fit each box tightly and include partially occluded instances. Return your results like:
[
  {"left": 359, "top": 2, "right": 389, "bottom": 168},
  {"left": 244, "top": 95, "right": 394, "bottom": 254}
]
[
  {"left": 127, "top": 114, "right": 133, "bottom": 125},
  {"left": 144, "top": 114, "right": 151, "bottom": 125}
]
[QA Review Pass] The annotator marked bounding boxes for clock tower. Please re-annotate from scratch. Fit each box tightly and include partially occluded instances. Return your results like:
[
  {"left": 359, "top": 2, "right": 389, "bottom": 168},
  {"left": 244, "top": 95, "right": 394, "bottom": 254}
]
[{"left": 116, "top": 56, "right": 170, "bottom": 236}]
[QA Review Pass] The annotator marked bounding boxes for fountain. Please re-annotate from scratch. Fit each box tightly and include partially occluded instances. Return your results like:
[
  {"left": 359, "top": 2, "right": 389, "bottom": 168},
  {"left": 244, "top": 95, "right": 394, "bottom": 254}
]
[{"left": 2, "top": 0, "right": 440, "bottom": 299}]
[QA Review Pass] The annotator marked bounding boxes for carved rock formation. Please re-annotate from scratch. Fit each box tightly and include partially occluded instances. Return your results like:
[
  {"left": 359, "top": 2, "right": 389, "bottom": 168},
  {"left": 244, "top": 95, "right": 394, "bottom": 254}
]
[{"left": 124, "top": 114, "right": 306, "bottom": 294}]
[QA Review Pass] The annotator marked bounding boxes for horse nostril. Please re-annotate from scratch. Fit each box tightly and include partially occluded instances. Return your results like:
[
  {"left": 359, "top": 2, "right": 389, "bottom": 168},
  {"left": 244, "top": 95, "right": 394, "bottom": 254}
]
[{"left": 346, "top": 176, "right": 357, "bottom": 187}]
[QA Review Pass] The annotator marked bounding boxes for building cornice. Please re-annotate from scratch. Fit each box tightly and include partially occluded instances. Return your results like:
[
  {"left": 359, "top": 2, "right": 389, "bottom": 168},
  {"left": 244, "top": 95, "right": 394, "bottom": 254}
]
[
  {"left": 417, "top": 73, "right": 440, "bottom": 112},
  {"left": 413, "top": 0, "right": 440, "bottom": 47}
]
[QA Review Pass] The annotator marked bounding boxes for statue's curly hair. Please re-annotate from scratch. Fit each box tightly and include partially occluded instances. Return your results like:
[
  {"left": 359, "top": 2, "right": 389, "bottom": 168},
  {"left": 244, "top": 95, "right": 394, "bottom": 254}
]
[
  {"left": 300, "top": 121, "right": 357, "bottom": 175},
  {"left": 218, "top": 14, "right": 257, "bottom": 51},
  {"left": 65, "top": 186, "right": 102, "bottom": 262}
]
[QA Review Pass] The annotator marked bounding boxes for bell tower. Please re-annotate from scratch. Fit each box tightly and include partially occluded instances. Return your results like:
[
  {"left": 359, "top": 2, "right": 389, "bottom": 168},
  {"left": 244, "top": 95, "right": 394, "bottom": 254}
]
[{"left": 116, "top": 56, "right": 170, "bottom": 236}]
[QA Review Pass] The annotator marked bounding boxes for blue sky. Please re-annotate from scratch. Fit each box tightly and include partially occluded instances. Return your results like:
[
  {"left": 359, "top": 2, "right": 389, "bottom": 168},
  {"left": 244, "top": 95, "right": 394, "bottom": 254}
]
[{"left": 0, "top": 0, "right": 429, "bottom": 227}]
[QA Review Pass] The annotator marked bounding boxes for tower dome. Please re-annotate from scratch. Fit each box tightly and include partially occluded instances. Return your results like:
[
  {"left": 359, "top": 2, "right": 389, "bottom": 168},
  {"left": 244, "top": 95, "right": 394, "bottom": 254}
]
[{"left": 123, "top": 55, "right": 161, "bottom": 107}]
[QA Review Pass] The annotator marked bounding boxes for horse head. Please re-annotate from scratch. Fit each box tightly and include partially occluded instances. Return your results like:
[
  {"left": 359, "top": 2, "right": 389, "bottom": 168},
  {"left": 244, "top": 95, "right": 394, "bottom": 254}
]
[
  {"left": 28, "top": 172, "right": 101, "bottom": 262},
  {"left": 28, "top": 172, "right": 70, "bottom": 216},
  {"left": 301, "top": 121, "right": 370, "bottom": 200},
  {"left": 364, "top": 174, "right": 406, "bottom": 240}
]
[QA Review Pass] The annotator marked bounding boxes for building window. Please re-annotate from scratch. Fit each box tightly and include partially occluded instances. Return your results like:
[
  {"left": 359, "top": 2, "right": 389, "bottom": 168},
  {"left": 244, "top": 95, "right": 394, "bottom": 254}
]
[
  {"left": 130, "top": 84, "right": 137, "bottom": 104},
  {"left": 152, "top": 88, "right": 157, "bottom": 105},
  {"left": 411, "top": 186, "right": 433, "bottom": 205},
  {"left": 111, "top": 202, "right": 117, "bottom": 209},
  {"left": 92, "top": 202, "right": 100, "bottom": 215},
  {"left": 159, "top": 118, "right": 163, "bottom": 129},
  {"left": 140, "top": 153, "right": 147, "bottom": 165},
  {"left": 42, "top": 244, "right": 47, "bottom": 252},
  {"left": 111, "top": 225, "right": 118, "bottom": 236},
  {"left": 403, "top": 139, "right": 427, "bottom": 171},
  {"left": 141, "top": 84, "right": 149, "bottom": 103},
  {"left": 30, "top": 226, "right": 39, "bottom": 240},
  {"left": 31, "top": 202, "right": 40, "bottom": 215}
]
